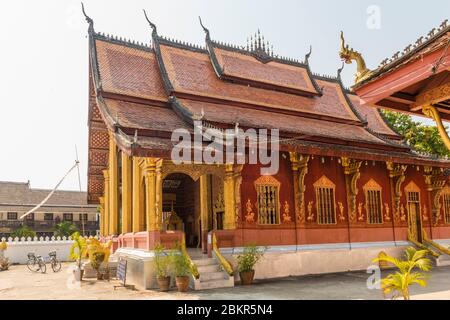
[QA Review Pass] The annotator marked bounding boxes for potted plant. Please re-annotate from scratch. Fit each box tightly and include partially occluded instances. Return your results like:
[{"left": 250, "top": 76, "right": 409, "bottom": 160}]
[
  {"left": 0, "top": 241, "right": 10, "bottom": 271},
  {"left": 237, "top": 244, "right": 266, "bottom": 285},
  {"left": 154, "top": 243, "right": 171, "bottom": 291},
  {"left": 171, "top": 249, "right": 192, "bottom": 292},
  {"left": 91, "top": 251, "right": 106, "bottom": 280},
  {"left": 69, "top": 232, "right": 87, "bottom": 281},
  {"left": 86, "top": 238, "right": 112, "bottom": 280}
]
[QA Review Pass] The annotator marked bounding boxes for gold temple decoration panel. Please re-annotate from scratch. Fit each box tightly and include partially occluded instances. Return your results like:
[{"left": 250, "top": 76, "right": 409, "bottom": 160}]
[
  {"left": 313, "top": 175, "right": 337, "bottom": 225},
  {"left": 233, "top": 165, "right": 243, "bottom": 227},
  {"left": 386, "top": 161, "right": 407, "bottom": 223},
  {"left": 422, "top": 103, "right": 450, "bottom": 152},
  {"left": 254, "top": 175, "right": 281, "bottom": 225},
  {"left": 424, "top": 166, "right": 447, "bottom": 226},
  {"left": 363, "top": 179, "right": 383, "bottom": 224},
  {"left": 442, "top": 186, "right": 450, "bottom": 225},
  {"left": 341, "top": 157, "right": 362, "bottom": 222},
  {"left": 289, "top": 152, "right": 310, "bottom": 223}
]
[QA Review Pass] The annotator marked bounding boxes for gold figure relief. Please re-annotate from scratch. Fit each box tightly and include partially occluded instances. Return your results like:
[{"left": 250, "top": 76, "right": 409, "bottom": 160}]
[
  {"left": 338, "top": 202, "right": 346, "bottom": 221},
  {"left": 298, "top": 201, "right": 306, "bottom": 223},
  {"left": 307, "top": 201, "right": 314, "bottom": 222},
  {"left": 400, "top": 204, "right": 406, "bottom": 222},
  {"left": 282, "top": 201, "right": 292, "bottom": 223},
  {"left": 245, "top": 198, "right": 255, "bottom": 223},
  {"left": 384, "top": 203, "right": 391, "bottom": 222},
  {"left": 357, "top": 202, "right": 364, "bottom": 221},
  {"left": 423, "top": 205, "right": 429, "bottom": 222}
]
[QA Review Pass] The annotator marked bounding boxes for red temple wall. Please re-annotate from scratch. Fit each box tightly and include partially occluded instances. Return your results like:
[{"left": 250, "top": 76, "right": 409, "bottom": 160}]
[{"left": 234, "top": 156, "right": 450, "bottom": 247}]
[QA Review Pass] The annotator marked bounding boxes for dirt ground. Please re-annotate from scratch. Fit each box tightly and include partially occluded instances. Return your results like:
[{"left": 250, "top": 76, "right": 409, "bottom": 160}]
[{"left": 1, "top": 263, "right": 450, "bottom": 300}]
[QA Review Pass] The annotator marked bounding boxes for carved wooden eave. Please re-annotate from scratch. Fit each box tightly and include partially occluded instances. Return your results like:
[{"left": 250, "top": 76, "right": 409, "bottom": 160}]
[
  {"left": 341, "top": 157, "right": 362, "bottom": 222},
  {"left": 289, "top": 152, "right": 310, "bottom": 223},
  {"left": 424, "top": 166, "right": 448, "bottom": 225},
  {"left": 386, "top": 161, "right": 408, "bottom": 222}
]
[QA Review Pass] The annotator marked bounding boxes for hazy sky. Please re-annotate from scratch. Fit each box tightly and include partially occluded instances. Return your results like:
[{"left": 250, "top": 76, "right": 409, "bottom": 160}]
[{"left": 0, "top": 0, "right": 448, "bottom": 191}]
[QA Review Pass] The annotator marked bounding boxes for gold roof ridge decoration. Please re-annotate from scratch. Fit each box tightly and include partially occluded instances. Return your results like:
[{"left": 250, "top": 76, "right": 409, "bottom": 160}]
[{"left": 339, "top": 31, "right": 373, "bottom": 84}]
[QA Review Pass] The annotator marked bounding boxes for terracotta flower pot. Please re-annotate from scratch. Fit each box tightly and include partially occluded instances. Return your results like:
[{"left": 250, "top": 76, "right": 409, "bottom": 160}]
[
  {"left": 157, "top": 276, "right": 171, "bottom": 292},
  {"left": 73, "top": 268, "right": 84, "bottom": 281},
  {"left": 239, "top": 270, "right": 255, "bottom": 285},
  {"left": 96, "top": 271, "right": 103, "bottom": 280},
  {"left": 175, "top": 276, "right": 190, "bottom": 292}
]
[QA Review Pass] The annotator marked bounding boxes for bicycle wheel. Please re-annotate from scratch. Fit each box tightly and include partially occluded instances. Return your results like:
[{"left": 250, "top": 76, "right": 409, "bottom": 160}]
[
  {"left": 27, "top": 259, "right": 40, "bottom": 272},
  {"left": 38, "top": 260, "right": 47, "bottom": 273},
  {"left": 51, "top": 259, "right": 62, "bottom": 273}
]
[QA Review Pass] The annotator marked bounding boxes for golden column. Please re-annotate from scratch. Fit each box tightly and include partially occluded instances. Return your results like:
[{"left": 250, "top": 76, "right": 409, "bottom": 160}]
[
  {"left": 98, "top": 196, "right": 105, "bottom": 236},
  {"left": 102, "top": 169, "right": 110, "bottom": 235},
  {"left": 223, "top": 164, "right": 236, "bottom": 230},
  {"left": 121, "top": 153, "right": 132, "bottom": 234},
  {"left": 199, "top": 174, "right": 209, "bottom": 241},
  {"left": 132, "top": 157, "right": 143, "bottom": 232},
  {"left": 108, "top": 133, "right": 119, "bottom": 236},
  {"left": 155, "top": 159, "right": 163, "bottom": 231},
  {"left": 144, "top": 158, "right": 158, "bottom": 231}
]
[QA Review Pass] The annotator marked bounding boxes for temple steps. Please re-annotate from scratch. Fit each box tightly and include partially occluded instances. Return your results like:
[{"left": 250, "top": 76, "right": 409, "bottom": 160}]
[
  {"left": 191, "top": 257, "right": 235, "bottom": 290},
  {"left": 436, "top": 254, "right": 450, "bottom": 267}
]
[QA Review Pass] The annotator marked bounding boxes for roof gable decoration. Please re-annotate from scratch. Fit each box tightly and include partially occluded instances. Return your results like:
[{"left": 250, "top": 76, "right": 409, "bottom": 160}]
[
  {"left": 363, "top": 178, "right": 382, "bottom": 191},
  {"left": 313, "top": 175, "right": 336, "bottom": 189},
  {"left": 405, "top": 181, "right": 421, "bottom": 193}
]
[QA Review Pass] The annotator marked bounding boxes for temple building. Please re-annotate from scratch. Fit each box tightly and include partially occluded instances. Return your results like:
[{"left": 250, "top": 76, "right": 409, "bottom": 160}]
[{"left": 84, "top": 8, "right": 450, "bottom": 289}]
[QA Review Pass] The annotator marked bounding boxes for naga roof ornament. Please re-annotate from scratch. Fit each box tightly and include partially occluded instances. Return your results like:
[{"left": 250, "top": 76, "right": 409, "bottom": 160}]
[{"left": 339, "top": 31, "right": 373, "bottom": 84}]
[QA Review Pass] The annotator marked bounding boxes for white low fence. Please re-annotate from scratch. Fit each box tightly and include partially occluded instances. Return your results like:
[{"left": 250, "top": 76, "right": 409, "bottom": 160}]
[{"left": 1, "top": 236, "right": 80, "bottom": 265}]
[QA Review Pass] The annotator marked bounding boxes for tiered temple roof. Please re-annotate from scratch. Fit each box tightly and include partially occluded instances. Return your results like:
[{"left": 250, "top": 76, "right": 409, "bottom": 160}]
[{"left": 84, "top": 11, "right": 450, "bottom": 204}]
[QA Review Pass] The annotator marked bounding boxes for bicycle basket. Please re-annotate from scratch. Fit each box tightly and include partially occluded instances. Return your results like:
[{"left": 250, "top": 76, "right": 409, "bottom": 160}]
[
  {"left": 27, "top": 253, "right": 35, "bottom": 259},
  {"left": 49, "top": 251, "right": 56, "bottom": 257}
]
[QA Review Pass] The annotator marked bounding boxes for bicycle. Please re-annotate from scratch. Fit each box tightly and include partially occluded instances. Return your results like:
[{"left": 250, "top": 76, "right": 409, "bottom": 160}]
[
  {"left": 48, "top": 251, "right": 61, "bottom": 272},
  {"left": 26, "top": 253, "right": 46, "bottom": 273}
]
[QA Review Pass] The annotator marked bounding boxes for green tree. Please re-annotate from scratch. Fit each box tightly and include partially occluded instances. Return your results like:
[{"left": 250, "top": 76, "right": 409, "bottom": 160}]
[
  {"left": 373, "top": 247, "right": 432, "bottom": 300},
  {"left": 381, "top": 110, "right": 450, "bottom": 157},
  {"left": 11, "top": 225, "right": 36, "bottom": 238},
  {"left": 54, "top": 221, "right": 78, "bottom": 237}
]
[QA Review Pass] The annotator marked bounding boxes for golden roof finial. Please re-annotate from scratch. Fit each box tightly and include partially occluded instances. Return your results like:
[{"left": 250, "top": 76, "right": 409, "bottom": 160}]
[{"left": 339, "top": 31, "right": 373, "bottom": 84}]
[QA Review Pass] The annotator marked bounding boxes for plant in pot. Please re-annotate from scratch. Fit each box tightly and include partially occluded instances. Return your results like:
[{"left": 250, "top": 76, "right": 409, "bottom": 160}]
[
  {"left": 170, "top": 248, "right": 192, "bottom": 292},
  {"left": 0, "top": 241, "right": 10, "bottom": 271},
  {"left": 154, "top": 243, "right": 171, "bottom": 291},
  {"left": 69, "top": 232, "right": 87, "bottom": 281},
  {"left": 237, "top": 244, "right": 266, "bottom": 285},
  {"left": 90, "top": 251, "right": 106, "bottom": 280}
]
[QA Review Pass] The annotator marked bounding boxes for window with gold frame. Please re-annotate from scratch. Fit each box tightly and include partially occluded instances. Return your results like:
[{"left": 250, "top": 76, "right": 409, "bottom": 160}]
[
  {"left": 442, "top": 186, "right": 450, "bottom": 225},
  {"left": 363, "top": 179, "right": 383, "bottom": 224},
  {"left": 254, "top": 176, "right": 281, "bottom": 225},
  {"left": 313, "top": 175, "right": 336, "bottom": 225}
]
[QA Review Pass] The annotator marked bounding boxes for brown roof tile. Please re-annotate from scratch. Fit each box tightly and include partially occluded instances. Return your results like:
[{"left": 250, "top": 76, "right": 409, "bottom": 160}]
[
  {"left": 159, "top": 44, "right": 360, "bottom": 122},
  {"left": 348, "top": 94, "right": 400, "bottom": 138},
  {"left": 102, "top": 98, "right": 191, "bottom": 132},
  {"left": 95, "top": 39, "right": 167, "bottom": 101},
  {"left": 178, "top": 98, "right": 392, "bottom": 147},
  {"left": 214, "top": 47, "right": 317, "bottom": 94}
]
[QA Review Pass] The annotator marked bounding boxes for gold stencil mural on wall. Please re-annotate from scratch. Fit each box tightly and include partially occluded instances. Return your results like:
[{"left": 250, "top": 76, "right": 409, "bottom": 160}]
[
  {"left": 384, "top": 203, "right": 391, "bottom": 222},
  {"left": 357, "top": 202, "right": 364, "bottom": 221},
  {"left": 245, "top": 198, "right": 255, "bottom": 223},
  {"left": 423, "top": 205, "right": 429, "bottom": 222},
  {"left": 338, "top": 202, "right": 346, "bottom": 221},
  {"left": 307, "top": 201, "right": 314, "bottom": 222},
  {"left": 283, "top": 201, "right": 292, "bottom": 223}
]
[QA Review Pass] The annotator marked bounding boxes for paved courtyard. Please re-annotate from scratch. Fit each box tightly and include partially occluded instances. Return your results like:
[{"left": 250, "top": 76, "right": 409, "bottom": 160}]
[{"left": 1, "top": 263, "right": 450, "bottom": 300}]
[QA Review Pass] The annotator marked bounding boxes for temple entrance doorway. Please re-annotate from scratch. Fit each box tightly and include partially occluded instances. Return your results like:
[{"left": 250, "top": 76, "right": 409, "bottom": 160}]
[
  {"left": 407, "top": 191, "right": 423, "bottom": 243},
  {"left": 162, "top": 173, "right": 199, "bottom": 247}
]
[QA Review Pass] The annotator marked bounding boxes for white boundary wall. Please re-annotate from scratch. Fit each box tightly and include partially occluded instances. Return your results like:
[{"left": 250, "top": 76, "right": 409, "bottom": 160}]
[{"left": 1, "top": 236, "right": 75, "bottom": 264}]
